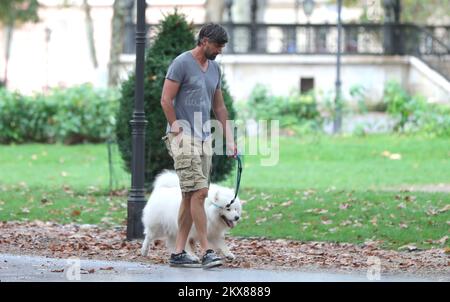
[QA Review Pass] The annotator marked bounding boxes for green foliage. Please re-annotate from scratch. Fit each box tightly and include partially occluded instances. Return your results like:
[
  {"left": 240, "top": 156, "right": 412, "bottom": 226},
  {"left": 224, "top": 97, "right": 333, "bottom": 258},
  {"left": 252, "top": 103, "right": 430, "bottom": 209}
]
[
  {"left": 384, "top": 81, "right": 450, "bottom": 137},
  {"left": 47, "top": 84, "right": 119, "bottom": 144},
  {"left": 349, "top": 84, "right": 368, "bottom": 114},
  {"left": 384, "top": 81, "right": 425, "bottom": 132},
  {"left": 414, "top": 103, "right": 450, "bottom": 137},
  {"left": 0, "top": 85, "right": 119, "bottom": 144},
  {"left": 0, "top": 0, "right": 39, "bottom": 25},
  {"left": 244, "top": 84, "right": 323, "bottom": 135},
  {"left": 0, "top": 89, "right": 54, "bottom": 143},
  {"left": 400, "top": 0, "right": 450, "bottom": 24},
  {"left": 116, "top": 11, "right": 237, "bottom": 187}
]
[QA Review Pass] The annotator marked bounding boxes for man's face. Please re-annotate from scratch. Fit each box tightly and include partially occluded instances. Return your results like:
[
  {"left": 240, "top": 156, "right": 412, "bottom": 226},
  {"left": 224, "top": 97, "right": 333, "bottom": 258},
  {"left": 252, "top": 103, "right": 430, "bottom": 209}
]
[{"left": 202, "top": 38, "right": 225, "bottom": 60}]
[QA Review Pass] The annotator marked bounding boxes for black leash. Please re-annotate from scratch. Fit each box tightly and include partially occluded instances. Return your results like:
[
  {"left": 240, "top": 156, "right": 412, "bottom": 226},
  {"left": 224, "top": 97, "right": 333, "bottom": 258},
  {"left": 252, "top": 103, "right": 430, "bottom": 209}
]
[{"left": 226, "top": 154, "right": 242, "bottom": 208}]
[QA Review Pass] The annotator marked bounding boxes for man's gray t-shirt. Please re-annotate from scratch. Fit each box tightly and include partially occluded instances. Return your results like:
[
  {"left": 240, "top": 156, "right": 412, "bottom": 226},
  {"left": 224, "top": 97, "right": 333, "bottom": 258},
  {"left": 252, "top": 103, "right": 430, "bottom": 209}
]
[{"left": 165, "top": 51, "right": 221, "bottom": 141}]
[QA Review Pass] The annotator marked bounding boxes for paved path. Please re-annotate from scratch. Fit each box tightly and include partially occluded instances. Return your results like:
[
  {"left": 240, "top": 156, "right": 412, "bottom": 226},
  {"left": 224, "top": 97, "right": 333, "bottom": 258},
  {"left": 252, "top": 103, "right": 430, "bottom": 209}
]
[{"left": 1, "top": 254, "right": 447, "bottom": 282}]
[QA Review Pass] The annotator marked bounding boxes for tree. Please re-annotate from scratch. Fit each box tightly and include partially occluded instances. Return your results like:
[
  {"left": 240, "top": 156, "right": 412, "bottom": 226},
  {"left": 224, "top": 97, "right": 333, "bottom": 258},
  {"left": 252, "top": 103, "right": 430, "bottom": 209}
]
[
  {"left": 116, "top": 11, "right": 237, "bottom": 188},
  {"left": 400, "top": 0, "right": 450, "bottom": 24},
  {"left": 205, "top": 0, "right": 226, "bottom": 22},
  {"left": 0, "top": 0, "right": 39, "bottom": 87},
  {"left": 108, "top": 0, "right": 134, "bottom": 87},
  {"left": 337, "top": 0, "right": 450, "bottom": 24},
  {"left": 82, "top": 0, "right": 98, "bottom": 69}
]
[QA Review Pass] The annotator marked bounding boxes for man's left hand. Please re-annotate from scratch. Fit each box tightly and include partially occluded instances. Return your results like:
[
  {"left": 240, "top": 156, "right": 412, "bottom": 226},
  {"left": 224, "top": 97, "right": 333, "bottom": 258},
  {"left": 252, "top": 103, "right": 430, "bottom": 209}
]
[{"left": 226, "top": 143, "right": 238, "bottom": 158}]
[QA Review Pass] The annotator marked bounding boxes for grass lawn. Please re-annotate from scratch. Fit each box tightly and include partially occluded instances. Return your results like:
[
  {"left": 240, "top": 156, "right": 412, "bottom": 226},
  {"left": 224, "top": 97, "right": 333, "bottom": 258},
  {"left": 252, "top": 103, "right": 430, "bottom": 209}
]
[{"left": 0, "top": 134, "right": 449, "bottom": 250}]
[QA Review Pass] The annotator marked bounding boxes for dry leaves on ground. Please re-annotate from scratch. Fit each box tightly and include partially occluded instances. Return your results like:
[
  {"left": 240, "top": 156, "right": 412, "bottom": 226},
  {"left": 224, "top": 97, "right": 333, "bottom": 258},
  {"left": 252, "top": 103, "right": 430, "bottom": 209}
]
[{"left": 0, "top": 221, "right": 448, "bottom": 275}]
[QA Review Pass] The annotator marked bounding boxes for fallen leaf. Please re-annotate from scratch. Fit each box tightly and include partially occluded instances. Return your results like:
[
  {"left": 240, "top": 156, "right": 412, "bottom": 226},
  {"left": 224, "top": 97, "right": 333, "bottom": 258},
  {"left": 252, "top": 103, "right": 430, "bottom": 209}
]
[
  {"left": 389, "top": 153, "right": 402, "bottom": 160},
  {"left": 321, "top": 217, "right": 333, "bottom": 225},
  {"left": 51, "top": 268, "right": 64, "bottom": 273},
  {"left": 437, "top": 236, "right": 448, "bottom": 245},
  {"left": 305, "top": 208, "right": 328, "bottom": 214},
  {"left": 71, "top": 210, "right": 81, "bottom": 217},
  {"left": 100, "top": 267, "right": 114, "bottom": 271},
  {"left": 21, "top": 208, "right": 30, "bottom": 214},
  {"left": 438, "top": 205, "right": 450, "bottom": 213},
  {"left": 272, "top": 213, "right": 283, "bottom": 220},
  {"left": 404, "top": 195, "right": 416, "bottom": 202},
  {"left": 398, "top": 245, "right": 419, "bottom": 252},
  {"left": 255, "top": 217, "right": 267, "bottom": 225},
  {"left": 281, "top": 200, "right": 293, "bottom": 207},
  {"left": 426, "top": 208, "right": 439, "bottom": 216},
  {"left": 339, "top": 203, "right": 351, "bottom": 210},
  {"left": 381, "top": 151, "right": 391, "bottom": 157},
  {"left": 340, "top": 220, "right": 352, "bottom": 226},
  {"left": 370, "top": 216, "right": 378, "bottom": 226}
]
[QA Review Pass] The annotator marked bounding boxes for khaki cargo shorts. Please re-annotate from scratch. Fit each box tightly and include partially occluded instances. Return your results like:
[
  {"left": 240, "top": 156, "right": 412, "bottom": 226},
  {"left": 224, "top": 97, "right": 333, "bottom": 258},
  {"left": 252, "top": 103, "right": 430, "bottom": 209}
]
[{"left": 162, "top": 132, "right": 212, "bottom": 193}]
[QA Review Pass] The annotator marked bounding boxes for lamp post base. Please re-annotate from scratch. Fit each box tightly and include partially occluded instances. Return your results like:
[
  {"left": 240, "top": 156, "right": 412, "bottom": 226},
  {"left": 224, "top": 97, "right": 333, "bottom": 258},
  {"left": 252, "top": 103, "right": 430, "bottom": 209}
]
[{"left": 126, "top": 196, "right": 146, "bottom": 240}]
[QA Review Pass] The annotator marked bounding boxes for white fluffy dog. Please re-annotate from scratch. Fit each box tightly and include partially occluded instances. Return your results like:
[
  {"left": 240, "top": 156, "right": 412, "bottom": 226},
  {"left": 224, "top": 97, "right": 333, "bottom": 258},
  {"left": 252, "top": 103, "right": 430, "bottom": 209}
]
[{"left": 141, "top": 170, "right": 242, "bottom": 260}]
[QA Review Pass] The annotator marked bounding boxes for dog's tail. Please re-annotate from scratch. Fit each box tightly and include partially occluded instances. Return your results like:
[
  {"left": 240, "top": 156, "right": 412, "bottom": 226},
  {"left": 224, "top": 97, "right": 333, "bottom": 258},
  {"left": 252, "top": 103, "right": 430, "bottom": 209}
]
[{"left": 153, "top": 170, "right": 180, "bottom": 189}]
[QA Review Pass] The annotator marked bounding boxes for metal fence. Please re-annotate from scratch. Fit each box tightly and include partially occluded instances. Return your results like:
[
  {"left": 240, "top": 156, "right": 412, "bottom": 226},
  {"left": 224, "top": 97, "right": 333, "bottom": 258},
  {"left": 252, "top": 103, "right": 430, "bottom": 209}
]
[{"left": 123, "top": 22, "right": 450, "bottom": 80}]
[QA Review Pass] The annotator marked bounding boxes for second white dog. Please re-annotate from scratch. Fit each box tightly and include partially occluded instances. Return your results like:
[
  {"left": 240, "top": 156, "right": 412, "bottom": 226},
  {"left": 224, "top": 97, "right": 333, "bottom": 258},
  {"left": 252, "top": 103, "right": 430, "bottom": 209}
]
[{"left": 141, "top": 170, "right": 242, "bottom": 260}]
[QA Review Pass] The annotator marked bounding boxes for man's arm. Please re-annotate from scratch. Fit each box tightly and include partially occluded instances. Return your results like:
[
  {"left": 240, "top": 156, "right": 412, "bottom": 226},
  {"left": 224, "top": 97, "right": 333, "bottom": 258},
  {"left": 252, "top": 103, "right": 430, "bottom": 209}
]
[
  {"left": 212, "top": 89, "right": 236, "bottom": 156},
  {"left": 161, "top": 79, "right": 182, "bottom": 134}
]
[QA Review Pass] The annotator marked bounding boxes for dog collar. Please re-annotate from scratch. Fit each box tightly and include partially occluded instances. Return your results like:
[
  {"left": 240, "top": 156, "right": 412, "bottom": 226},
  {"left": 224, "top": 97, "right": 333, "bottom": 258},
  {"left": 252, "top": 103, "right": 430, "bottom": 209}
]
[{"left": 209, "top": 199, "right": 224, "bottom": 209}]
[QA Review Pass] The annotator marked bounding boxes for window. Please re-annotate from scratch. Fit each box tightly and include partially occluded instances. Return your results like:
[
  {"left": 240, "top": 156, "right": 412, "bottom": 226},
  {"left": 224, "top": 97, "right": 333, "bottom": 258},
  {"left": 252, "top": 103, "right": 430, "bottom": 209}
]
[{"left": 300, "top": 78, "right": 314, "bottom": 93}]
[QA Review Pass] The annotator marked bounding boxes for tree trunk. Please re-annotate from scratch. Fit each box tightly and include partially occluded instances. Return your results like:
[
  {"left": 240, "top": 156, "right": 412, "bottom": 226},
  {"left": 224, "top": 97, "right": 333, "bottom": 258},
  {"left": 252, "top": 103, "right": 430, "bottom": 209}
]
[
  {"left": 82, "top": 0, "right": 98, "bottom": 69},
  {"left": 107, "top": 0, "right": 128, "bottom": 87},
  {"left": 2, "top": 25, "right": 14, "bottom": 87},
  {"left": 205, "top": 0, "right": 225, "bottom": 22}
]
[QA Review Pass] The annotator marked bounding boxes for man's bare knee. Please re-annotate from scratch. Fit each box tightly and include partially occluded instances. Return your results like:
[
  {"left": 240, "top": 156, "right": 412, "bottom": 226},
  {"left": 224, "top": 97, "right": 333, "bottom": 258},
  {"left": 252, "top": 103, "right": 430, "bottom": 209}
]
[
  {"left": 182, "top": 192, "right": 193, "bottom": 201},
  {"left": 192, "top": 188, "right": 208, "bottom": 201}
]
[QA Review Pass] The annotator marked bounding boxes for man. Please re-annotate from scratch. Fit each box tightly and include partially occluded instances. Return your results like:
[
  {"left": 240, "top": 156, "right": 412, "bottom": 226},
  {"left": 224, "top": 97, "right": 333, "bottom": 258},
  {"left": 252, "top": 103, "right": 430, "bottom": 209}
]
[{"left": 160, "top": 23, "right": 237, "bottom": 268}]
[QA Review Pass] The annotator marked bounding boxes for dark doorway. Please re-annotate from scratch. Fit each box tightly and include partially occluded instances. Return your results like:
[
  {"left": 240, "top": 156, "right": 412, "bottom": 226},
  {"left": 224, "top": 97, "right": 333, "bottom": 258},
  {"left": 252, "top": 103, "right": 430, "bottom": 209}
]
[{"left": 300, "top": 77, "right": 315, "bottom": 93}]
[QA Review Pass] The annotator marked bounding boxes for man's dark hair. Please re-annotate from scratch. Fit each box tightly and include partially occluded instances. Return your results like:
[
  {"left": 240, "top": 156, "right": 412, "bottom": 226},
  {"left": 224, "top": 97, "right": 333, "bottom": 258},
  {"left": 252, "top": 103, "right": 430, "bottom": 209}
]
[{"left": 197, "top": 23, "right": 228, "bottom": 46}]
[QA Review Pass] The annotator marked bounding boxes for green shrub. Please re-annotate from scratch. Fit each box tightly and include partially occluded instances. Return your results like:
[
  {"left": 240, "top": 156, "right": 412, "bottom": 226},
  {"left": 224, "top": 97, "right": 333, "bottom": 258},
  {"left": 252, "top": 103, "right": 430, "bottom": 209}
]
[
  {"left": 116, "top": 11, "right": 237, "bottom": 187},
  {"left": 0, "top": 89, "right": 56, "bottom": 144},
  {"left": 384, "top": 81, "right": 427, "bottom": 132},
  {"left": 384, "top": 81, "right": 450, "bottom": 137},
  {"left": 245, "top": 84, "right": 322, "bottom": 133},
  {"left": 0, "top": 85, "right": 119, "bottom": 144},
  {"left": 415, "top": 103, "right": 450, "bottom": 137},
  {"left": 48, "top": 84, "right": 119, "bottom": 144}
]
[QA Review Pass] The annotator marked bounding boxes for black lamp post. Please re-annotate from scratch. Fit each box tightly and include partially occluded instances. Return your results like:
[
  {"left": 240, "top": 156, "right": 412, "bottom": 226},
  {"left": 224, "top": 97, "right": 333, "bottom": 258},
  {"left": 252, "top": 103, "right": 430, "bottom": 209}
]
[
  {"left": 225, "top": 0, "right": 234, "bottom": 53},
  {"left": 250, "top": 0, "right": 258, "bottom": 52},
  {"left": 333, "top": 0, "right": 343, "bottom": 134},
  {"left": 127, "top": 0, "right": 148, "bottom": 240}
]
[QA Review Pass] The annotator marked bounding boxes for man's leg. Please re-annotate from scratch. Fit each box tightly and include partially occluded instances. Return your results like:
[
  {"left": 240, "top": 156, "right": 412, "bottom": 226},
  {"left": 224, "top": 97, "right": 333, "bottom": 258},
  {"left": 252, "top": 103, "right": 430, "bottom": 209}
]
[
  {"left": 174, "top": 191, "right": 194, "bottom": 254},
  {"left": 190, "top": 188, "right": 209, "bottom": 253},
  {"left": 191, "top": 187, "right": 223, "bottom": 268}
]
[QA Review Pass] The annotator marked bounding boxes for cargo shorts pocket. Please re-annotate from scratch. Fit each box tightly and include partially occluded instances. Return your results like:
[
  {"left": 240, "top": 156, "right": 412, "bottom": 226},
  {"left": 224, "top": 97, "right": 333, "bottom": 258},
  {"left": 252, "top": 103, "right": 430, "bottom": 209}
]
[{"left": 174, "top": 157, "right": 195, "bottom": 189}]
